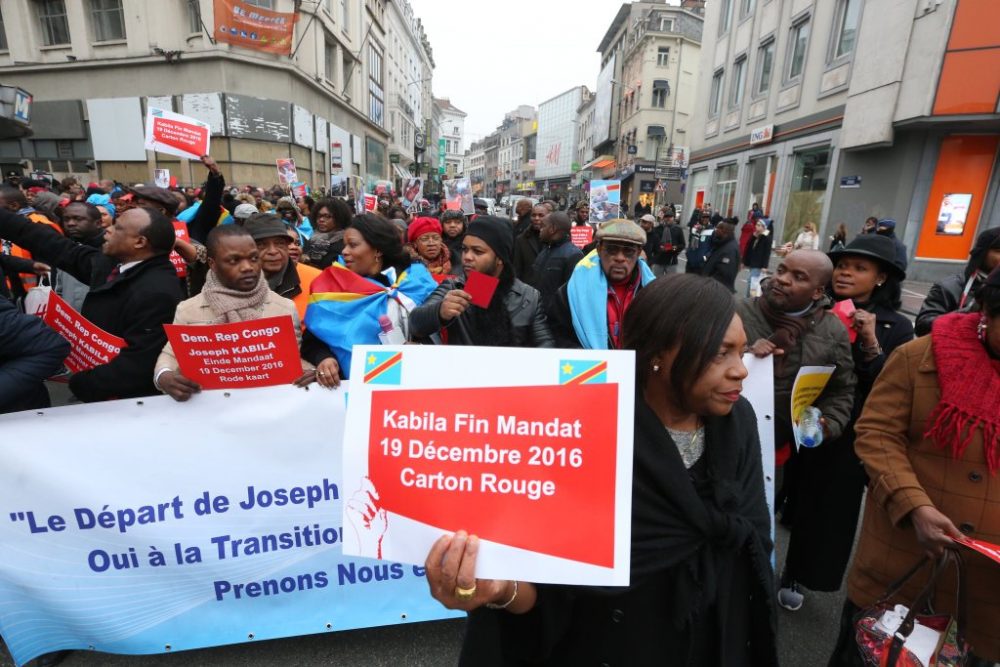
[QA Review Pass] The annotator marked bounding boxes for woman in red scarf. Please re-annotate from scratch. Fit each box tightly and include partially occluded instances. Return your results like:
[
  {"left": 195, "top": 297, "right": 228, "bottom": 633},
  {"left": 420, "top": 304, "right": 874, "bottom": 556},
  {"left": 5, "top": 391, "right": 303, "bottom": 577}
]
[{"left": 829, "top": 267, "right": 1000, "bottom": 665}]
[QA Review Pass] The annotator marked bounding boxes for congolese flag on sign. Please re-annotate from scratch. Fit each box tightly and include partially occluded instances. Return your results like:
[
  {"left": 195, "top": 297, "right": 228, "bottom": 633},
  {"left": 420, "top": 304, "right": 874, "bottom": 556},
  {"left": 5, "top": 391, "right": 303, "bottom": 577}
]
[{"left": 304, "top": 262, "right": 437, "bottom": 378}]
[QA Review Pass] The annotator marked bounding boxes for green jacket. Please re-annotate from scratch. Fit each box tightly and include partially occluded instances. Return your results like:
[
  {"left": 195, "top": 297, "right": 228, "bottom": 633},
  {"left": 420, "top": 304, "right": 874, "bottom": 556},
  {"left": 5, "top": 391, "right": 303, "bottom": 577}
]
[{"left": 737, "top": 297, "right": 857, "bottom": 442}]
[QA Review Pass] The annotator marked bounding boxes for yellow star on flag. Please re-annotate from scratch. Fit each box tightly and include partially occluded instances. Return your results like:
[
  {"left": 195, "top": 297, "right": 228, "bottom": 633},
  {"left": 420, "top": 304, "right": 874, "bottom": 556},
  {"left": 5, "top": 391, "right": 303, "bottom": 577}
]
[
  {"left": 561, "top": 363, "right": 574, "bottom": 375},
  {"left": 368, "top": 354, "right": 377, "bottom": 366}
]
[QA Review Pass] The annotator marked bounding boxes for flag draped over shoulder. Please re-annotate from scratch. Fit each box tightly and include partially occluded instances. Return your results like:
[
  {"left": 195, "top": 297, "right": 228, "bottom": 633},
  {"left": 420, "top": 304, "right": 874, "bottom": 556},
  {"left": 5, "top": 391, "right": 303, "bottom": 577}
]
[
  {"left": 567, "top": 250, "right": 655, "bottom": 349},
  {"left": 176, "top": 201, "right": 231, "bottom": 226},
  {"left": 304, "top": 262, "right": 438, "bottom": 377}
]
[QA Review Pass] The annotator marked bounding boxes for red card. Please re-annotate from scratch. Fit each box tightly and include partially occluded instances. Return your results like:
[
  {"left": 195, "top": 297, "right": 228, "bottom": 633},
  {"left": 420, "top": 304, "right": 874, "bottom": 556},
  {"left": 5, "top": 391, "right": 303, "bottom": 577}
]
[
  {"left": 463, "top": 270, "right": 499, "bottom": 308},
  {"left": 832, "top": 299, "right": 858, "bottom": 343},
  {"left": 953, "top": 535, "right": 1000, "bottom": 565},
  {"left": 42, "top": 292, "right": 126, "bottom": 373}
]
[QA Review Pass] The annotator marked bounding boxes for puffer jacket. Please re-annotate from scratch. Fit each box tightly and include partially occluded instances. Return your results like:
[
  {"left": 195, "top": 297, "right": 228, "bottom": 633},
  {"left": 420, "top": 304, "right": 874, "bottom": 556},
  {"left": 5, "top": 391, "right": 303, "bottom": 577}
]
[{"left": 409, "top": 277, "right": 554, "bottom": 348}]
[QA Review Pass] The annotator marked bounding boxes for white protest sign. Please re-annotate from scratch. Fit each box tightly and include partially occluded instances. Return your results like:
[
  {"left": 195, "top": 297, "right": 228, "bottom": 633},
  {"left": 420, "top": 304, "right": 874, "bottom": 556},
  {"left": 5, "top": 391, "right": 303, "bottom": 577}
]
[{"left": 144, "top": 107, "right": 210, "bottom": 160}]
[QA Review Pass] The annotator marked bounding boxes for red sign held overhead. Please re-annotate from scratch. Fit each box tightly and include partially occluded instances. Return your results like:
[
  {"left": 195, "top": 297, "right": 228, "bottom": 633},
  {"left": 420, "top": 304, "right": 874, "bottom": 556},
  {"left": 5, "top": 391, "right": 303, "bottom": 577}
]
[
  {"left": 42, "top": 292, "right": 126, "bottom": 373},
  {"left": 163, "top": 315, "right": 302, "bottom": 389},
  {"left": 170, "top": 220, "right": 190, "bottom": 278}
]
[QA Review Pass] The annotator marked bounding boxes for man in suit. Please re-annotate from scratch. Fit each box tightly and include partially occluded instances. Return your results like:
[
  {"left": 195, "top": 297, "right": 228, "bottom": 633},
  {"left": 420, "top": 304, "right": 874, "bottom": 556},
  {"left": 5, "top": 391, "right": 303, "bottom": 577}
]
[{"left": 0, "top": 206, "right": 184, "bottom": 402}]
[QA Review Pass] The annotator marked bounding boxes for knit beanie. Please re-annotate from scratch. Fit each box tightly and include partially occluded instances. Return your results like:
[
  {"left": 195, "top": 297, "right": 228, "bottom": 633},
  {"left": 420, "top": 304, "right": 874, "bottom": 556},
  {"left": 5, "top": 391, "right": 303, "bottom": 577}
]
[{"left": 466, "top": 216, "right": 514, "bottom": 267}]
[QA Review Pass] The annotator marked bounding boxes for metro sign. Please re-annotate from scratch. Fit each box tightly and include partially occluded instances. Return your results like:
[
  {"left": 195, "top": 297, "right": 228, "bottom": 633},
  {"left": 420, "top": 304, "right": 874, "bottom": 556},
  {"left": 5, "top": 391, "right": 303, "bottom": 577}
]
[{"left": 13, "top": 89, "right": 31, "bottom": 125}]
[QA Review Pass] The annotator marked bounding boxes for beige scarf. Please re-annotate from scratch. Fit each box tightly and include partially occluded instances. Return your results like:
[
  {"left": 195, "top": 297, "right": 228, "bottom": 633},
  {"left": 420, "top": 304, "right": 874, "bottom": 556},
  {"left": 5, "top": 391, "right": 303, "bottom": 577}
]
[{"left": 201, "top": 271, "right": 270, "bottom": 323}]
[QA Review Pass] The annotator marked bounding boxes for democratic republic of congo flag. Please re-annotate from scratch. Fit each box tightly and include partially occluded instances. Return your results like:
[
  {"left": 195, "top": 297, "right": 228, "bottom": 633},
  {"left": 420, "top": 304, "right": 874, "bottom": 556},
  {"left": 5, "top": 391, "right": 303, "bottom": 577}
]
[
  {"left": 559, "top": 359, "right": 608, "bottom": 385},
  {"left": 304, "top": 262, "right": 437, "bottom": 378}
]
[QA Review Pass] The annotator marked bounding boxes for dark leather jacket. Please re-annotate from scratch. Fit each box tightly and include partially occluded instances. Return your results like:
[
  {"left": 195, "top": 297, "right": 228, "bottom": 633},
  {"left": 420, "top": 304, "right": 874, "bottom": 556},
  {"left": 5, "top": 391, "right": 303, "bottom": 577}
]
[{"left": 409, "top": 277, "right": 554, "bottom": 347}]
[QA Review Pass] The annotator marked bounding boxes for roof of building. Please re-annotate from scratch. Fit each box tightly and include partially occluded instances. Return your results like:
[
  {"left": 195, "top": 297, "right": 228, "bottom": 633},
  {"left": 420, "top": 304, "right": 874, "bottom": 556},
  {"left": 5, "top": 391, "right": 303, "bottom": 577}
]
[{"left": 433, "top": 98, "right": 467, "bottom": 117}]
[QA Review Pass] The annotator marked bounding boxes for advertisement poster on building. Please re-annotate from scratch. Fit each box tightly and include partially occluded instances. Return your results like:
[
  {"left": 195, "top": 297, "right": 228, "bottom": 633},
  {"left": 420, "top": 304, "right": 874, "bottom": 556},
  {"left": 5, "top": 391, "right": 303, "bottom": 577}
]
[
  {"left": 144, "top": 108, "right": 210, "bottom": 161},
  {"left": 935, "top": 193, "right": 973, "bottom": 236},
  {"left": 276, "top": 158, "right": 297, "bottom": 187},
  {"left": 443, "top": 178, "right": 474, "bottom": 215},
  {"left": 213, "top": 0, "right": 299, "bottom": 56},
  {"left": 589, "top": 180, "right": 621, "bottom": 223}
]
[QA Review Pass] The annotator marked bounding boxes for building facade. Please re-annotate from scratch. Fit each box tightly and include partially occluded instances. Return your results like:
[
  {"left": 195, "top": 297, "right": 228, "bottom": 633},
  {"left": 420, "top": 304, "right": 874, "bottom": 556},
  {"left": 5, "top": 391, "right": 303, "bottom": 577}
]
[
  {"left": 385, "top": 0, "right": 432, "bottom": 190},
  {"left": 465, "top": 139, "right": 485, "bottom": 192},
  {"left": 0, "top": 0, "right": 396, "bottom": 189},
  {"left": 434, "top": 97, "right": 466, "bottom": 179},
  {"left": 536, "top": 85, "right": 589, "bottom": 202},
  {"left": 686, "top": 0, "right": 999, "bottom": 281}
]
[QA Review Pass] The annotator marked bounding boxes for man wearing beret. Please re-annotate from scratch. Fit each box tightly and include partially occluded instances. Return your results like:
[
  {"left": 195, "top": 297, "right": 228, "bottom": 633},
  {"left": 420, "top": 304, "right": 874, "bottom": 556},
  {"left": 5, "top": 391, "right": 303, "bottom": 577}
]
[
  {"left": 547, "top": 219, "right": 657, "bottom": 349},
  {"left": 410, "top": 216, "right": 553, "bottom": 347}
]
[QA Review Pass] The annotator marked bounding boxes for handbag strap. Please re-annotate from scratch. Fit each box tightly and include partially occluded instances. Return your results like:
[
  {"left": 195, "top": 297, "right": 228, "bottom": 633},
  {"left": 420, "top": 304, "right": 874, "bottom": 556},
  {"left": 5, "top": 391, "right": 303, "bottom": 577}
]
[
  {"left": 873, "top": 555, "right": 931, "bottom": 607},
  {"left": 886, "top": 548, "right": 967, "bottom": 666}
]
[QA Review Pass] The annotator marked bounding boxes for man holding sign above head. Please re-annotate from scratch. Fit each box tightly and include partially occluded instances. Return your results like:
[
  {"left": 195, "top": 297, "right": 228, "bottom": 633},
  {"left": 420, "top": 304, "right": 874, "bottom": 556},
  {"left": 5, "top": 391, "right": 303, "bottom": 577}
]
[
  {"left": 546, "top": 219, "right": 656, "bottom": 349},
  {"left": 153, "top": 226, "right": 314, "bottom": 401},
  {"left": 0, "top": 206, "right": 184, "bottom": 402},
  {"left": 425, "top": 275, "right": 777, "bottom": 666},
  {"left": 410, "top": 216, "right": 553, "bottom": 347}
]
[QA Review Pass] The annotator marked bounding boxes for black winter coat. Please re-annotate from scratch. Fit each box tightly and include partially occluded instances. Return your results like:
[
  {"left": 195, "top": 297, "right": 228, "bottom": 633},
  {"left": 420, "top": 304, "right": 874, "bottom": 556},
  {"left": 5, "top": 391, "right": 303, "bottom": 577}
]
[
  {"left": 0, "top": 209, "right": 184, "bottom": 402},
  {"left": 409, "top": 277, "right": 554, "bottom": 348},
  {"left": 0, "top": 297, "right": 70, "bottom": 413},
  {"left": 915, "top": 272, "right": 979, "bottom": 336},
  {"left": 702, "top": 237, "right": 740, "bottom": 292},
  {"left": 742, "top": 233, "right": 773, "bottom": 269},
  {"left": 512, "top": 228, "right": 542, "bottom": 284},
  {"left": 530, "top": 237, "right": 583, "bottom": 308},
  {"left": 458, "top": 397, "right": 777, "bottom": 666}
]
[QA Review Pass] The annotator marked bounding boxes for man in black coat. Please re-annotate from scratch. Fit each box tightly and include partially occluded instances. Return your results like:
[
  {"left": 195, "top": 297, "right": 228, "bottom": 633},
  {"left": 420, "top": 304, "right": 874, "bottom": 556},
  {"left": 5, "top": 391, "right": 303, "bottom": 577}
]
[
  {"left": 512, "top": 204, "right": 546, "bottom": 284},
  {"left": 0, "top": 297, "right": 70, "bottom": 413},
  {"left": 531, "top": 211, "right": 583, "bottom": 309},
  {"left": 701, "top": 221, "right": 740, "bottom": 292},
  {"left": 0, "top": 206, "right": 184, "bottom": 402}
]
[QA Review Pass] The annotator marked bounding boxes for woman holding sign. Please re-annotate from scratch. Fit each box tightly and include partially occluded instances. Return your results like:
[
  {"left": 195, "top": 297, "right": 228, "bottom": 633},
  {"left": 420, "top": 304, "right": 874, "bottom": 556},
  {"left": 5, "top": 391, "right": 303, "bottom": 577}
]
[{"left": 425, "top": 274, "right": 777, "bottom": 666}]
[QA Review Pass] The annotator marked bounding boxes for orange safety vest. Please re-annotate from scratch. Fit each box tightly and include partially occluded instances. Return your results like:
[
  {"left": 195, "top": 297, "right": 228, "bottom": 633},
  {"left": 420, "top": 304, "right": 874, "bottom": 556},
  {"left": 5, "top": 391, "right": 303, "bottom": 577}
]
[{"left": 3, "top": 211, "right": 64, "bottom": 293}]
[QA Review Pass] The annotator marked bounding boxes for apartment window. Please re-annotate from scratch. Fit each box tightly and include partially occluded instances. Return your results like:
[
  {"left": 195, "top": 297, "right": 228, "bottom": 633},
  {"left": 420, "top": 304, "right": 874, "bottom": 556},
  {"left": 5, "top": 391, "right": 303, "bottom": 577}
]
[
  {"left": 657, "top": 46, "right": 670, "bottom": 66},
  {"left": 730, "top": 57, "right": 747, "bottom": 107},
  {"left": 368, "top": 44, "right": 384, "bottom": 126},
  {"left": 786, "top": 19, "right": 810, "bottom": 81},
  {"left": 709, "top": 69, "right": 724, "bottom": 116},
  {"left": 755, "top": 40, "right": 775, "bottom": 95},
  {"left": 651, "top": 80, "right": 669, "bottom": 109},
  {"left": 324, "top": 40, "right": 335, "bottom": 81},
  {"left": 340, "top": 0, "right": 349, "bottom": 28},
  {"left": 740, "top": 0, "right": 755, "bottom": 17},
  {"left": 659, "top": 17, "right": 674, "bottom": 32},
  {"left": 91, "top": 0, "right": 126, "bottom": 42},
  {"left": 718, "top": 0, "right": 733, "bottom": 34},
  {"left": 0, "top": 7, "right": 7, "bottom": 50},
  {"left": 187, "top": 0, "right": 201, "bottom": 34},
  {"left": 832, "top": 0, "right": 861, "bottom": 60},
  {"left": 36, "top": 0, "right": 71, "bottom": 46},
  {"left": 244, "top": 0, "right": 275, "bottom": 7}
]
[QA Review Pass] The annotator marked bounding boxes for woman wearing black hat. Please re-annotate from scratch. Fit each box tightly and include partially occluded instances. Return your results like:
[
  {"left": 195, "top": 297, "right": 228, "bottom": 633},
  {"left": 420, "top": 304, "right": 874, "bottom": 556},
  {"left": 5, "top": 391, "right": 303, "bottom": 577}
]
[{"left": 777, "top": 234, "right": 914, "bottom": 612}]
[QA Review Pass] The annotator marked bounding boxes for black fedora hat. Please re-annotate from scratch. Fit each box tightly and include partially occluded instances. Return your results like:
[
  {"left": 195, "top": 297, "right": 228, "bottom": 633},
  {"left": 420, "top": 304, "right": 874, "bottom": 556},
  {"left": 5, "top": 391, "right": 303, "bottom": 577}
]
[{"left": 828, "top": 235, "right": 906, "bottom": 281}]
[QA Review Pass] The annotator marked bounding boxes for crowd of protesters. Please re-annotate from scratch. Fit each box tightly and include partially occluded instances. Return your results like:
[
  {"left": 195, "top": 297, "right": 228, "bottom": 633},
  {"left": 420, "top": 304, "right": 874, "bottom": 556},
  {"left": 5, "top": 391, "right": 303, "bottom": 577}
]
[{"left": 1, "top": 160, "right": 999, "bottom": 667}]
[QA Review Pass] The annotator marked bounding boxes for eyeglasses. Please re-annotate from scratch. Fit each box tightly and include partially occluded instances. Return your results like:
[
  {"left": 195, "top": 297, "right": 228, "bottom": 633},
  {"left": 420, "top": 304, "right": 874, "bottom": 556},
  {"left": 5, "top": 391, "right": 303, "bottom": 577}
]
[{"left": 601, "top": 243, "right": 640, "bottom": 259}]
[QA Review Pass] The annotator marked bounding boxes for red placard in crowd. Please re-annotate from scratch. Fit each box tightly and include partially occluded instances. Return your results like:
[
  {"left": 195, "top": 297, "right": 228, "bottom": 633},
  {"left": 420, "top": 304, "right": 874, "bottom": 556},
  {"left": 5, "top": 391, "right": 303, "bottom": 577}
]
[
  {"left": 163, "top": 315, "right": 302, "bottom": 389},
  {"left": 144, "top": 108, "right": 211, "bottom": 160},
  {"left": 169, "top": 220, "right": 189, "bottom": 278},
  {"left": 42, "top": 292, "right": 126, "bottom": 373},
  {"left": 570, "top": 225, "right": 594, "bottom": 249}
]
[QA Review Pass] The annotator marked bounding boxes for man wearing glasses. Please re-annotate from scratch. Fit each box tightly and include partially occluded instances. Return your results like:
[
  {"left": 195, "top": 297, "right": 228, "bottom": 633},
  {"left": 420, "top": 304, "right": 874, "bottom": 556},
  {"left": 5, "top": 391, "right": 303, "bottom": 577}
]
[{"left": 546, "top": 219, "right": 656, "bottom": 349}]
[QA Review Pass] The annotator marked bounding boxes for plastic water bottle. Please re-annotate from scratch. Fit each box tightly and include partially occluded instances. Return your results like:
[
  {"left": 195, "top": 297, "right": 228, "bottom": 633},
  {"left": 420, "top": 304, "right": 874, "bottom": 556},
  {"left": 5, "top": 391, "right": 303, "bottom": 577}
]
[
  {"left": 377, "top": 314, "right": 405, "bottom": 345},
  {"left": 798, "top": 406, "right": 824, "bottom": 448}
]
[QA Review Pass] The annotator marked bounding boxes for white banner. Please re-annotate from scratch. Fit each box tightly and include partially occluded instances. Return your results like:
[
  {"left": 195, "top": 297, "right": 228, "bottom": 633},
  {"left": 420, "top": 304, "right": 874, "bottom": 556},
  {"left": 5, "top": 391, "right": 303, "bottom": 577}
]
[{"left": 0, "top": 385, "right": 459, "bottom": 666}]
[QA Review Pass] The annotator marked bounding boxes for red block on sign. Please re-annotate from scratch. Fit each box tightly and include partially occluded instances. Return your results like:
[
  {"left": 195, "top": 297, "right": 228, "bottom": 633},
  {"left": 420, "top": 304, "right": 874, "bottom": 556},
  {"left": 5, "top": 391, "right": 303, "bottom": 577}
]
[
  {"left": 368, "top": 383, "right": 619, "bottom": 567},
  {"left": 152, "top": 118, "right": 209, "bottom": 158}
]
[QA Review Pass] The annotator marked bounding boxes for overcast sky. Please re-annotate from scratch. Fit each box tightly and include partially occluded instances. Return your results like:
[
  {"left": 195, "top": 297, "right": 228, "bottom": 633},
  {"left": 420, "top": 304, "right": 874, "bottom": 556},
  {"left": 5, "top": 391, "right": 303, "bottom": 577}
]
[{"left": 411, "top": 0, "right": 675, "bottom": 144}]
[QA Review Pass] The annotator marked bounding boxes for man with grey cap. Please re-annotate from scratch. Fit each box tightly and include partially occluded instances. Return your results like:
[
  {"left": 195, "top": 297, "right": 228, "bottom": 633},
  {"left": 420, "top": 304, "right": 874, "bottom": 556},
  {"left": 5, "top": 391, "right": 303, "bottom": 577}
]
[
  {"left": 547, "top": 218, "right": 656, "bottom": 349},
  {"left": 242, "top": 212, "right": 320, "bottom": 323},
  {"left": 233, "top": 202, "right": 259, "bottom": 224}
]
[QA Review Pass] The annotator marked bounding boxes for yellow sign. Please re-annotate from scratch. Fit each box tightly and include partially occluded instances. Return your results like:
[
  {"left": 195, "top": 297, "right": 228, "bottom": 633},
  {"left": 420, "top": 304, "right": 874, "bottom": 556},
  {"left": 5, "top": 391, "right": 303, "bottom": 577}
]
[{"left": 790, "top": 365, "right": 835, "bottom": 424}]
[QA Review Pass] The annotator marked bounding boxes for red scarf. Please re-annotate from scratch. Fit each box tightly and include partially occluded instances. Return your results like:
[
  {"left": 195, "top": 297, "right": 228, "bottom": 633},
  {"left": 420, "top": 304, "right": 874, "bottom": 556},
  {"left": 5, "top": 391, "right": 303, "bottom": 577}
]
[{"left": 925, "top": 312, "right": 1000, "bottom": 474}]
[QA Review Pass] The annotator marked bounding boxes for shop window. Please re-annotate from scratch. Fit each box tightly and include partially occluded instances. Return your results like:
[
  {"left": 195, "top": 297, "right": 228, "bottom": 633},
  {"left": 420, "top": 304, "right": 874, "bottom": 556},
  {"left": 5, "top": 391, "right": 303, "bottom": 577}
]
[
  {"left": 783, "top": 146, "right": 829, "bottom": 242},
  {"left": 748, "top": 155, "right": 778, "bottom": 217},
  {"left": 714, "top": 163, "right": 739, "bottom": 217}
]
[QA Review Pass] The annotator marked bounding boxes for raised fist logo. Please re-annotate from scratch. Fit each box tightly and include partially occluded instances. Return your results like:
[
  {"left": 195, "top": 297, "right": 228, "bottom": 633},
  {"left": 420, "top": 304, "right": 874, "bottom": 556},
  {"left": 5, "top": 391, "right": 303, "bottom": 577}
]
[{"left": 346, "top": 477, "right": 388, "bottom": 559}]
